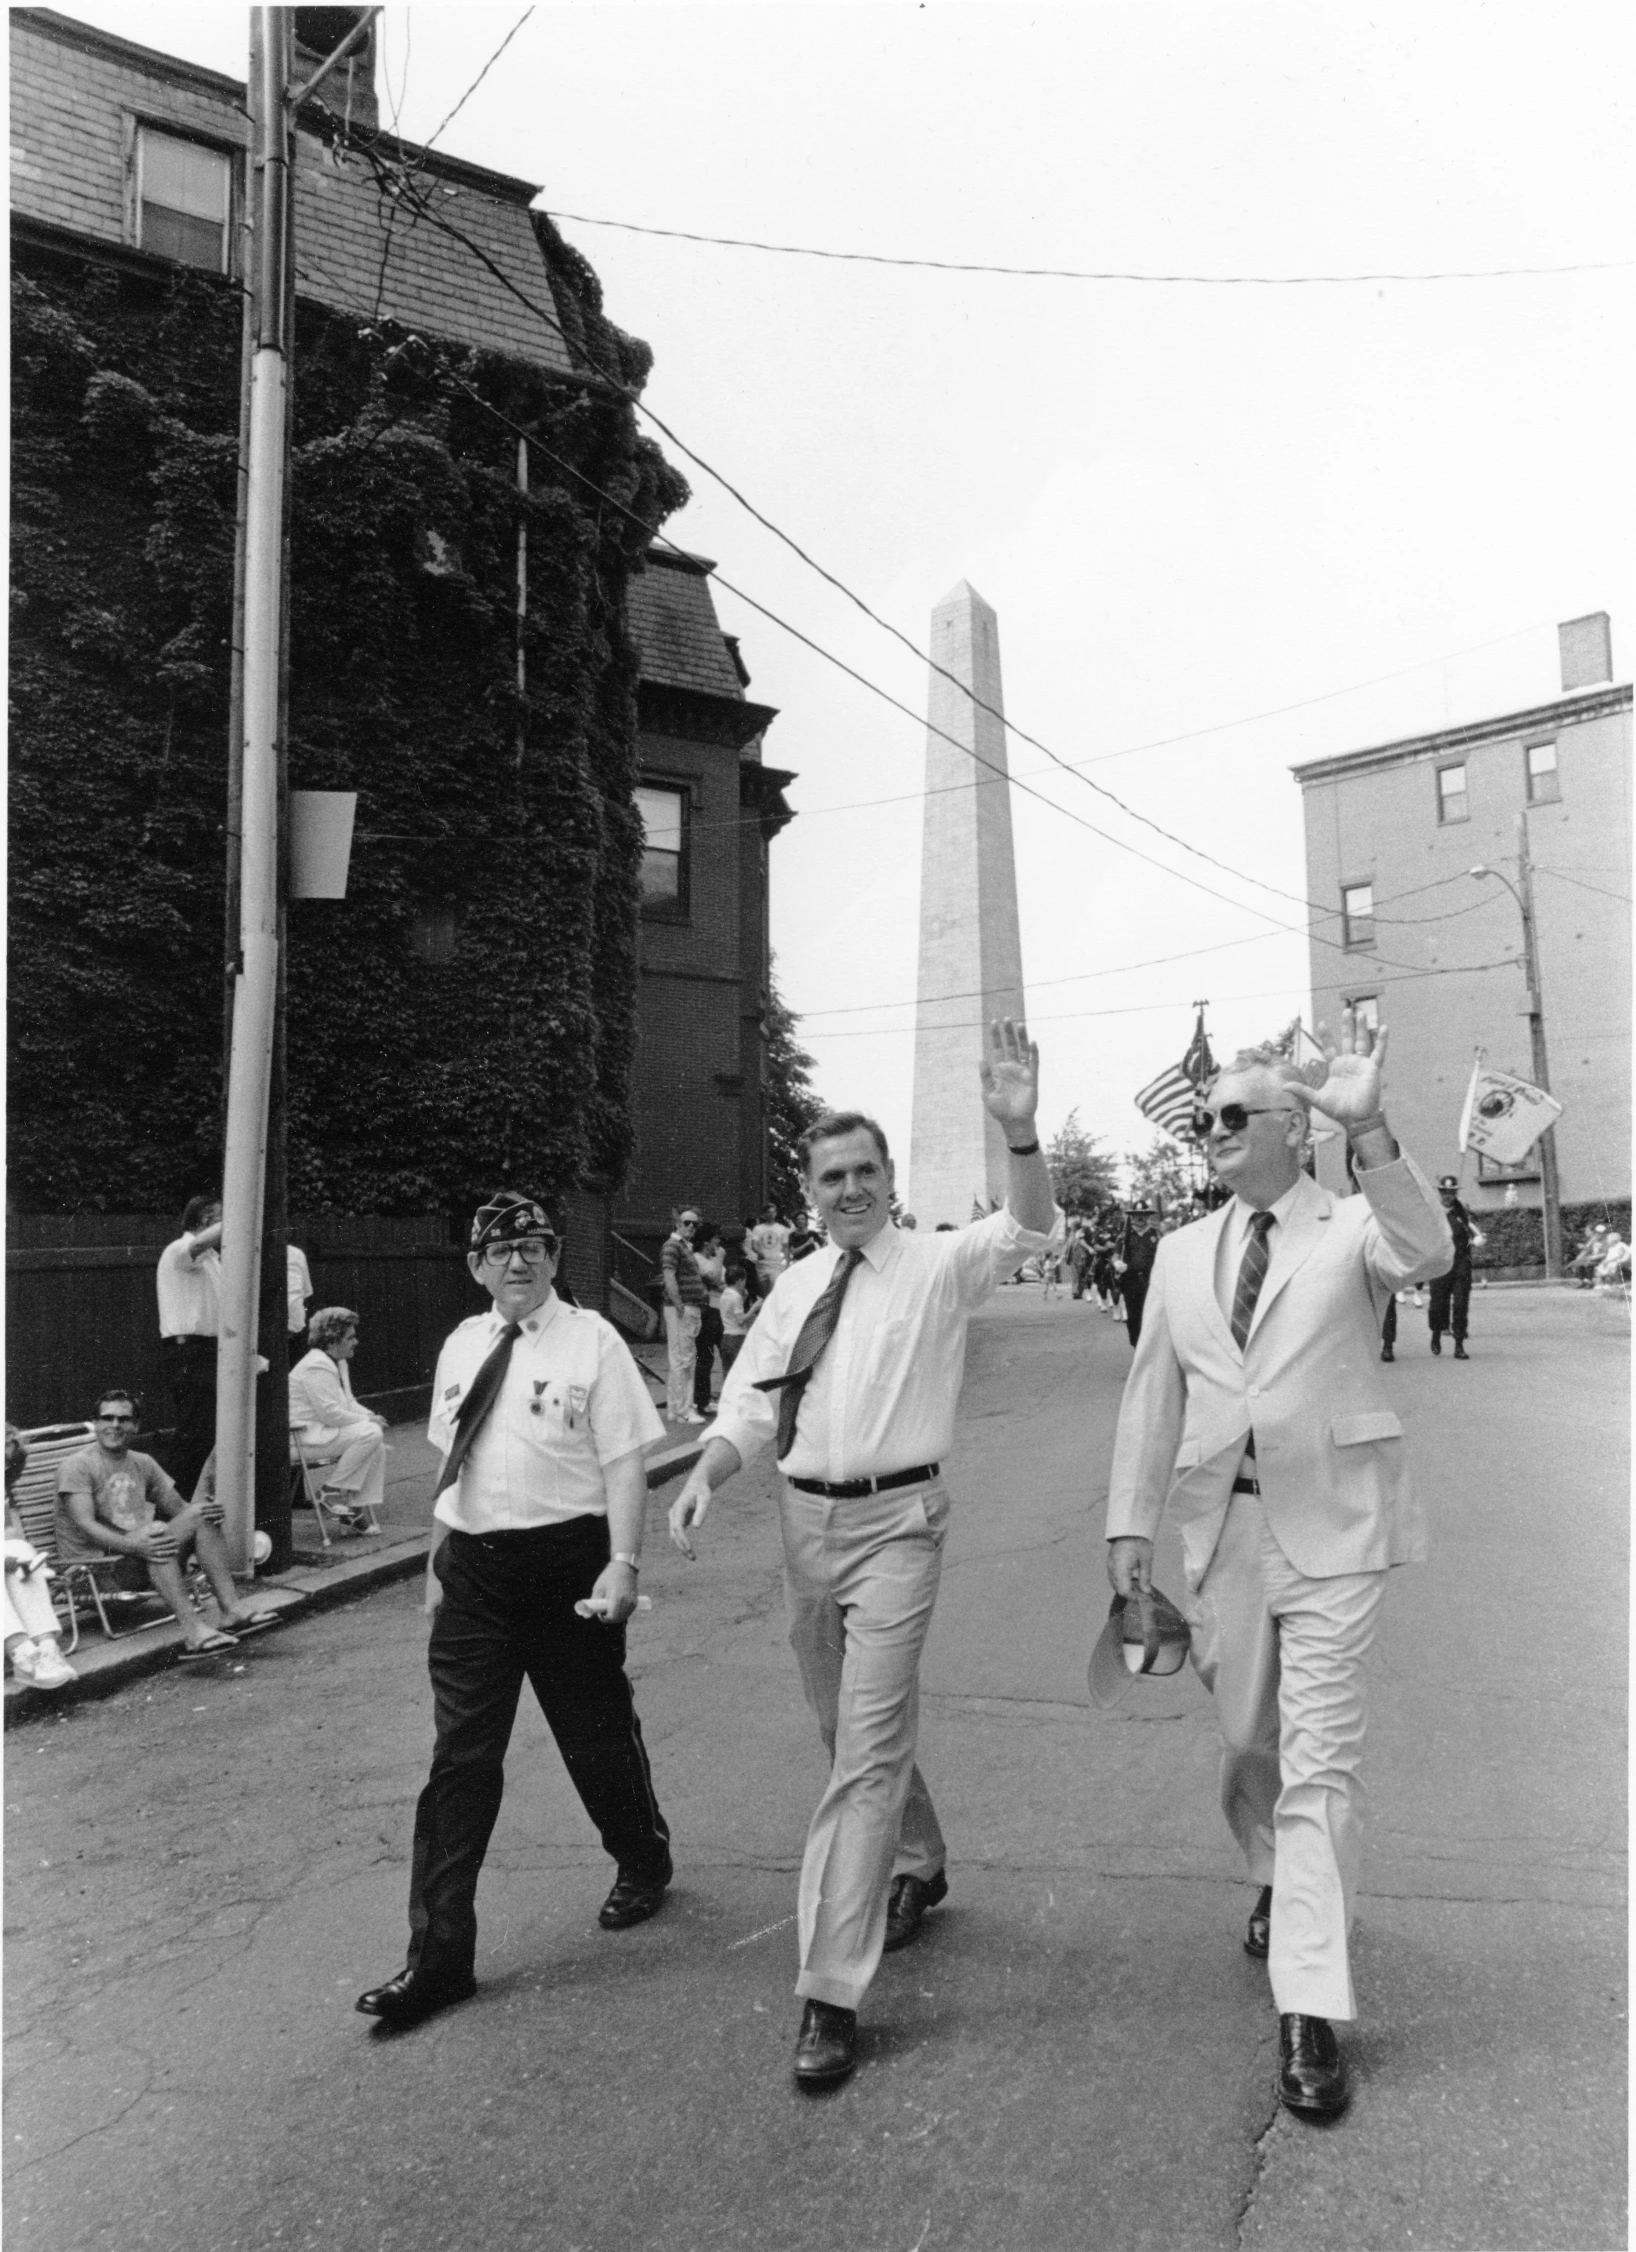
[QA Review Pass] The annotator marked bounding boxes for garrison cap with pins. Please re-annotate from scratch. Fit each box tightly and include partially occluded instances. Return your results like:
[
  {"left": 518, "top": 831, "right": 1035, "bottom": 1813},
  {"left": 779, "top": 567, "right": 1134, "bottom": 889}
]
[
  {"left": 470, "top": 1190, "right": 558, "bottom": 1252},
  {"left": 1087, "top": 1584, "right": 1193, "bottom": 1711}
]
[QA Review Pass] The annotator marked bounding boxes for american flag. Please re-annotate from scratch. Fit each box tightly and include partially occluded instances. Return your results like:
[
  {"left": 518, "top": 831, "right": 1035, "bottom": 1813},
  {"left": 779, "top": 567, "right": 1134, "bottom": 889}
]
[{"left": 1134, "top": 1011, "right": 1216, "bottom": 1140}]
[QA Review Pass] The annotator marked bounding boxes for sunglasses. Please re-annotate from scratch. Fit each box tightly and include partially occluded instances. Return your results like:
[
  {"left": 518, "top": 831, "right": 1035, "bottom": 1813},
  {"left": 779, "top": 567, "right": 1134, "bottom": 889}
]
[{"left": 1191, "top": 1103, "right": 1293, "bottom": 1138}]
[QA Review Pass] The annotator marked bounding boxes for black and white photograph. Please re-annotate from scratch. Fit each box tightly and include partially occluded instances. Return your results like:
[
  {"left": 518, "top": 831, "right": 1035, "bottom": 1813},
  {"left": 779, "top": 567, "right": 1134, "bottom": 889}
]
[{"left": 4, "top": 5, "right": 1629, "bottom": 2248}]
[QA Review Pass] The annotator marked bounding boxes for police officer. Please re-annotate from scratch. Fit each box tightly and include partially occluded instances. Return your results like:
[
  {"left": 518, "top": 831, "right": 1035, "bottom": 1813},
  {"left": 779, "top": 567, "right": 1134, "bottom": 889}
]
[
  {"left": 1119, "top": 1204, "right": 1162, "bottom": 1346},
  {"left": 357, "top": 1192, "right": 672, "bottom": 2030},
  {"left": 1427, "top": 1175, "right": 1477, "bottom": 1359}
]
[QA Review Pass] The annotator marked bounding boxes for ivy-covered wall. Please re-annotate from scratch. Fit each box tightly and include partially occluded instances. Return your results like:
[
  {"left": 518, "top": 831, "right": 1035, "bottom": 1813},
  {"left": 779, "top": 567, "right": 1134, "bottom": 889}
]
[{"left": 9, "top": 243, "right": 686, "bottom": 1217}]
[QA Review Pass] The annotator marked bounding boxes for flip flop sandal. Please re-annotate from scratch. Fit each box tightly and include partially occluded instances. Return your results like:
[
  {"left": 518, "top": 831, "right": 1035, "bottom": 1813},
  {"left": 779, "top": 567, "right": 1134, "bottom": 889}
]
[
  {"left": 179, "top": 1630, "right": 240, "bottom": 1660},
  {"left": 227, "top": 1610, "right": 281, "bottom": 1636}
]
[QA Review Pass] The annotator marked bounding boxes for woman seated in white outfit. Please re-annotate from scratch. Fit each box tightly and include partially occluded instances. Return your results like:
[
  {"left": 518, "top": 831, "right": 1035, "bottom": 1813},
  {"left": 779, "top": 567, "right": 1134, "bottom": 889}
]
[{"left": 288, "top": 1306, "right": 388, "bottom": 1532}]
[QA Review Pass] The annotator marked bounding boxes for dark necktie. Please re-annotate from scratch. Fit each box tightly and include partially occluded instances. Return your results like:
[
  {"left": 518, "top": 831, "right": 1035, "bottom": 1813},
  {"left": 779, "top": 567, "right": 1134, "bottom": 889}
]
[
  {"left": 1231, "top": 1212, "right": 1275, "bottom": 1351},
  {"left": 754, "top": 1247, "right": 864, "bottom": 1460},
  {"left": 434, "top": 1320, "right": 521, "bottom": 1496}
]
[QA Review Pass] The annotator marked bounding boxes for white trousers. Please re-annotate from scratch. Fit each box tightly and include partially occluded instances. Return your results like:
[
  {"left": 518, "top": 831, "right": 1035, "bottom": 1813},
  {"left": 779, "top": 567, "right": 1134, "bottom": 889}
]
[
  {"left": 1190, "top": 1492, "right": 1386, "bottom": 2022},
  {"left": 781, "top": 1477, "right": 949, "bottom": 2012},
  {"left": 663, "top": 1306, "right": 701, "bottom": 1419},
  {"left": 3, "top": 1559, "right": 62, "bottom": 1645},
  {"left": 304, "top": 1423, "right": 387, "bottom": 1512}
]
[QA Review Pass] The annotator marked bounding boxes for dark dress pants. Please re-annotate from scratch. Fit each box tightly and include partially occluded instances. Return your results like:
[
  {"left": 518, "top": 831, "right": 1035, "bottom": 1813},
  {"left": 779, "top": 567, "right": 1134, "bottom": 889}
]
[
  {"left": 1427, "top": 1264, "right": 1472, "bottom": 1341},
  {"left": 1122, "top": 1269, "right": 1151, "bottom": 1348},
  {"left": 407, "top": 1519, "right": 671, "bottom": 1982},
  {"left": 693, "top": 1306, "right": 724, "bottom": 1414},
  {"left": 166, "top": 1336, "right": 217, "bottom": 1501}
]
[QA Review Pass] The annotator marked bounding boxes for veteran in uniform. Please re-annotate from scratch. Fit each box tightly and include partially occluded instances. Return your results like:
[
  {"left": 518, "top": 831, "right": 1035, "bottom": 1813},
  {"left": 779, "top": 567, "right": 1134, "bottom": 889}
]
[{"left": 358, "top": 1193, "right": 672, "bottom": 2030}]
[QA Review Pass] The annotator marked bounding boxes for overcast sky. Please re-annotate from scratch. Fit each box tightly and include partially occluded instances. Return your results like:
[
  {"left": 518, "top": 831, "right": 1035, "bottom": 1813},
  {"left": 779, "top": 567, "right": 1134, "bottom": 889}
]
[{"left": 56, "top": 3, "right": 1634, "bottom": 1199}]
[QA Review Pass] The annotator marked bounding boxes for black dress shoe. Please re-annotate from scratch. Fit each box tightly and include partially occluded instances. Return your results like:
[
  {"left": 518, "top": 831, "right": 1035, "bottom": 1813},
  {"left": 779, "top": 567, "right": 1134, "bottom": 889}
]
[
  {"left": 1277, "top": 2013, "right": 1349, "bottom": 2120},
  {"left": 883, "top": 1868, "right": 948, "bottom": 1953},
  {"left": 1244, "top": 1884, "right": 1272, "bottom": 1960},
  {"left": 1452, "top": 1342, "right": 1469, "bottom": 1360},
  {"left": 794, "top": 2000, "right": 857, "bottom": 2086},
  {"left": 1379, "top": 1344, "right": 1394, "bottom": 1362},
  {"left": 355, "top": 1965, "right": 476, "bottom": 2028},
  {"left": 1430, "top": 1333, "right": 1442, "bottom": 1355},
  {"left": 599, "top": 1867, "right": 670, "bottom": 1930}
]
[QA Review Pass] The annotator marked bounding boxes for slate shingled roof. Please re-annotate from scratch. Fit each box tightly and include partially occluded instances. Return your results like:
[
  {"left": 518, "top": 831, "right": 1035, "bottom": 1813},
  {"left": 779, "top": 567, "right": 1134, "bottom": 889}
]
[
  {"left": 10, "top": 8, "right": 576, "bottom": 375},
  {"left": 626, "top": 552, "right": 746, "bottom": 701}
]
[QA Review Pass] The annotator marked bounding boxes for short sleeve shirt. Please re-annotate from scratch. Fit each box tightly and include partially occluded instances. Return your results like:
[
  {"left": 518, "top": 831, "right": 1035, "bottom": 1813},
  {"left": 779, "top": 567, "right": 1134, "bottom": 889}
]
[
  {"left": 56, "top": 1447, "right": 179, "bottom": 1562},
  {"left": 156, "top": 1233, "right": 220, "bottom": 1338},
  {"left": 429, "top": 1295, "right": 665, "bottom": 1534}
]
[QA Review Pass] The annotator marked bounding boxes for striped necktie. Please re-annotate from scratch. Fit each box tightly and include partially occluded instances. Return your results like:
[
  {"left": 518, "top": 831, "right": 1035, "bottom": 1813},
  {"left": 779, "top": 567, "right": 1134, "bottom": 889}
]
[
  {"left": 434, "top": 1321, "right": 521, "bottom": 1497},
  {"left": 754, "top": 1247, "right": 865, "bottom": 1461},
  {"left": 1231, "top": 1212, "right": 1275, "bottom": 1351}
]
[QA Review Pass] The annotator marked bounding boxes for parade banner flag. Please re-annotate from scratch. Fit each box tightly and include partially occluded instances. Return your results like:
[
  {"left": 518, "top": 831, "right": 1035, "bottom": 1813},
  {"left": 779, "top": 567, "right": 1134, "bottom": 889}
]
[
  {"left": 1457, "top": 1054, "right": 1563, "bottom": 1165},
  {"left": 1134, "top": 1011, "right": 1216, "bottom": 1141}
]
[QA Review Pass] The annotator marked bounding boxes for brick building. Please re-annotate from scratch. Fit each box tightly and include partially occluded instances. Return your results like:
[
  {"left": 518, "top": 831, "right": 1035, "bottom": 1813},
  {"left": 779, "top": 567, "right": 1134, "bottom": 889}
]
[
  {"left": 7, "top": 8, "right": 794, "bottom": 1370},
  {"left": 1294, "top": 615, "right": 1630, "bottom": 1224},
  {"left": 621, "top": 548, "right": 795, "bottom": 1273}
]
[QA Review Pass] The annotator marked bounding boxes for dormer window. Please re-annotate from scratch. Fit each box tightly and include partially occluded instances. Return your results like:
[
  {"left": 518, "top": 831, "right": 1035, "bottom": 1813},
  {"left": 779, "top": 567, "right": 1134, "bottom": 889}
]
[{"left": 136, "top": 127, "right": 233, "bottom": 273}]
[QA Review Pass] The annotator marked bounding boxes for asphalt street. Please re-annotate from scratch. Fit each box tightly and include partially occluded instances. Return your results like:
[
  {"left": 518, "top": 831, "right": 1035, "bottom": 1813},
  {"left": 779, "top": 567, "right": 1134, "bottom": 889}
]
[{"left": 3, "top": 1283, "right": 1626, "bottom": 2252}]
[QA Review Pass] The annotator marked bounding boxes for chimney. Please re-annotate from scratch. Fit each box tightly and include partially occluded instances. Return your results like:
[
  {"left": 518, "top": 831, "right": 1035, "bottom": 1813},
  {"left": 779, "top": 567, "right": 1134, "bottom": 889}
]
[
  {"left": 292, "top": 8, "right": 379, "bottom": 132},
  {"left": 1558, "top": 611, "right": 1613, "bottom": 692}
]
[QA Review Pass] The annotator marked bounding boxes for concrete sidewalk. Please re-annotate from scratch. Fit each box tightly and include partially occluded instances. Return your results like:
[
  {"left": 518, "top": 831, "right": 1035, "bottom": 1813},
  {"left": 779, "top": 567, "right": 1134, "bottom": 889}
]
[{"left": 3, "top": 1413, "right": 705, "bottom": 1725}]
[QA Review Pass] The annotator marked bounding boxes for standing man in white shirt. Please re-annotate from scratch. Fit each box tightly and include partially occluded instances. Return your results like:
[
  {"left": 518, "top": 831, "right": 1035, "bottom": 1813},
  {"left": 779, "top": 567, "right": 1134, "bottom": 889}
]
[
  {"left": 1104, "top": 1015, "right": 1451, "bottom": 2121},
  {"left": 357, "top": 1192, "right": 672, "bottom": 2032},
  {"left": 669, "top": 1021, "right": 1062, "bottom": 2087},
  {"left": 155, "top": 1194, "right": 223, "bottom": 1501}
]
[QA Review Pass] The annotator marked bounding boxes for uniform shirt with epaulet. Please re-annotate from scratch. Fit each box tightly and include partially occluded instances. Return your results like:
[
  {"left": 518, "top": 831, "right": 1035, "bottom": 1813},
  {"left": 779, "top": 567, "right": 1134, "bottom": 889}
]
[{"left": 429, "top": 1296, "right": 664, "bottom": 1535}]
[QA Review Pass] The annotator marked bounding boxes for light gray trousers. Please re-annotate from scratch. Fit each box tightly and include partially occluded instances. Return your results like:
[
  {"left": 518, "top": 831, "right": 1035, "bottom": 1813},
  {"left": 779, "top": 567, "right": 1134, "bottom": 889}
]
[
  {"left": 1191, "top": 1491, "right": 1387, "bottom": 2021},
  {"left": 780, "top": 1476, "right": 950, "bottom": 2011}
]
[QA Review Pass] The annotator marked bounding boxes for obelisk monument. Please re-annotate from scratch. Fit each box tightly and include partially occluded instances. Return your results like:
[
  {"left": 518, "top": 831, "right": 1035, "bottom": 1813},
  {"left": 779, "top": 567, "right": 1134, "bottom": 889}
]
[{"left": 908, "top": 583, "right": 1027, "bottom": 1226}]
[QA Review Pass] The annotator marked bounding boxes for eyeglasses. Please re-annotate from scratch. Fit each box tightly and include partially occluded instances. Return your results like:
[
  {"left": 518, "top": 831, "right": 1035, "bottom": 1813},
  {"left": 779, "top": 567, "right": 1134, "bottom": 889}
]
[
  {"left": 1190, "top": 1104, "right": 1293, "bottom": 1138},
  {"left": 479, "top": 1240, "right": 556, "bottom": 1268}
]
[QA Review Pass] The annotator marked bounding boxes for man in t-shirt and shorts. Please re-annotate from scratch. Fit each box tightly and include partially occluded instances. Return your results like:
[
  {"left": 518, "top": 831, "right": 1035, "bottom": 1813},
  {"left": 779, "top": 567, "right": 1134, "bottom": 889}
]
[{"left": 57, "top": 1388, "right": 278, "bottom": 1656}]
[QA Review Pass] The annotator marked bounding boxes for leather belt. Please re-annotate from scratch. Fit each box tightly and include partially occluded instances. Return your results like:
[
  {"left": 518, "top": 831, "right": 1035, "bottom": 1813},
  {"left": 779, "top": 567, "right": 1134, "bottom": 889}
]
[
  {"left": 1232, "top": 1474, "right": 1261, "bottom": 1495},
  {"left": 788, "top": 1464, "right": 940, "bottom": 1499}
]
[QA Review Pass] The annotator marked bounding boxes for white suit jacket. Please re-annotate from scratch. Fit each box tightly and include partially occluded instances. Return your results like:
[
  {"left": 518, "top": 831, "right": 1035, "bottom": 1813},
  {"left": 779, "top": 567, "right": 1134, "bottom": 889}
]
[{"left": 1106, "top": 1158, "right": 1453, "bottom": 1586}]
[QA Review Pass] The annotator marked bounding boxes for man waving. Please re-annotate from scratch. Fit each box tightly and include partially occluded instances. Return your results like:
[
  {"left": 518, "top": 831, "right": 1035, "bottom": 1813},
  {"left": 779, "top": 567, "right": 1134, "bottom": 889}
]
[
  {"left": 669, "top": 1021, "right": 1062, "bottom": 2087},
  {"left": 1105, "top": 1011, "right": 1451, "bottom": 2120}
]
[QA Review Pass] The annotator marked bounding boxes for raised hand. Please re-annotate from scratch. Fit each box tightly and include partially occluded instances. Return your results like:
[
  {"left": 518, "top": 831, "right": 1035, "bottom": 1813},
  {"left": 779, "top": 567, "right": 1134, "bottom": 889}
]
[
  {"left": 978, "top": 1018, "right": 1040, "bottom": 1135},
  {"left": 1289, "top": 1007, "right": 1389, "bottom": 1127}
]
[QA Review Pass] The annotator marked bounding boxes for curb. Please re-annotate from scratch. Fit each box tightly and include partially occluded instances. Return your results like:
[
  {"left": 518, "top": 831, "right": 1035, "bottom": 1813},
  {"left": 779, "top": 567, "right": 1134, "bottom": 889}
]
[{"left": 3, "top": 1442, "right": 704, "bottom": 1730}]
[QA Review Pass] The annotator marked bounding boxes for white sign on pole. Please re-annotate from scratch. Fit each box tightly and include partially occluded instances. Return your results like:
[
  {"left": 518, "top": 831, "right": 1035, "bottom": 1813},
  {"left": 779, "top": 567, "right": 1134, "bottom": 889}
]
[{"left": 290, "top": 790, "right": 357, "bottom": 899}]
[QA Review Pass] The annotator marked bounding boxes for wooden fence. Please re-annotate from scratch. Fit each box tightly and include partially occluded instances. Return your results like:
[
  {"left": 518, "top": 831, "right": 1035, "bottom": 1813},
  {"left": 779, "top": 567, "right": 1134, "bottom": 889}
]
[{"left": 5, "top": 1201, "right": 612, "bottom": 1434}]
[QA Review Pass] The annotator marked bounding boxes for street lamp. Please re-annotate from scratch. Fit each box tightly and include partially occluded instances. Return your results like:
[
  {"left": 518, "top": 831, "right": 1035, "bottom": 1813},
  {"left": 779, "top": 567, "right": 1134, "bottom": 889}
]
[{"left": 1469, "top": 817, "right": 1564, "bottom": 1278}]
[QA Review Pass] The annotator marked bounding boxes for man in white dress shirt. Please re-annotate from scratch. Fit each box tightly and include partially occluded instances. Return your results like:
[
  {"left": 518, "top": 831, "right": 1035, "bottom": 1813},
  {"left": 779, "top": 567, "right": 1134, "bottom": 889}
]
[
  {"left": 154, "top": 1194, "right": 223, "bottom": 1501},
  {"left": 357, "top": 1193, "right": 671, "bottom": 2031},
  {"left": 1105, "top": 1013, "right": 1451, "bottom": 2120},
  {"left": 669, "top": 1021, "right": 1062, "bottom": 2086}
]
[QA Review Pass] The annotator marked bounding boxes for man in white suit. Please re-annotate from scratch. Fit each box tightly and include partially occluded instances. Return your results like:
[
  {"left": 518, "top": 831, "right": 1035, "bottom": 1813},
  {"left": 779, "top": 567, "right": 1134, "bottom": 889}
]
[{"left": 1105, "top": 1010, "right": 1451, "bottom": 2120}]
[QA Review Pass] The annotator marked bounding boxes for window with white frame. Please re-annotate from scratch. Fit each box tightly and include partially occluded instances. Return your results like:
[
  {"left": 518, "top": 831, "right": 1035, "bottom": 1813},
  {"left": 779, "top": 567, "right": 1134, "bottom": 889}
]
[
  {"left": 635, "top": 783, "right": 689, "bottom": 915},
  {"left": 136, "top": 127, "right": 233, "bottom": 273},
  {"left": 1525, "top": 740, "right": 1560, "bottom": 805},
  {"left": 1436, "top": 762, "right": 1468, "bottom": 823},
  {"left": 1341, "top": 882, "right": 1374, "bottom": 948},
  {"left": 1345, "top": 994, "right": 1380, "bottom": 1034}
]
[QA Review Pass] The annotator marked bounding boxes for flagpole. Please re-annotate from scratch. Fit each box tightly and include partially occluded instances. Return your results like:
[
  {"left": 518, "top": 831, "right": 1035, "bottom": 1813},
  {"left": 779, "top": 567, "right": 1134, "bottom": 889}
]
[{"left": 1513, "top": 818, "right": 1564, "bottom": 1280}]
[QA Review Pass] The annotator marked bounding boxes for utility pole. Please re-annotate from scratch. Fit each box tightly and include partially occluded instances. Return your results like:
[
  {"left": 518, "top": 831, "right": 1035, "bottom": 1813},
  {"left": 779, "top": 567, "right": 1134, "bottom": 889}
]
[
  {"left": 218, "top": 7, "right": 378, "bottom": 1572},
  {"left": 1514, "top": 814, "right": 1565, "bottom": 1280}
]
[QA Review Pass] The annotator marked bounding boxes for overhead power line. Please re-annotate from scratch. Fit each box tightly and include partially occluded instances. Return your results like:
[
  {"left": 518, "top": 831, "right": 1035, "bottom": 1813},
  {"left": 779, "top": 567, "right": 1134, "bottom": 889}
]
[
  {"left": 548, "top": 212, "right": 1632, "bottom": 288},
  {"left": 423, "top": 7, "right": 535, "bottom": 152}
]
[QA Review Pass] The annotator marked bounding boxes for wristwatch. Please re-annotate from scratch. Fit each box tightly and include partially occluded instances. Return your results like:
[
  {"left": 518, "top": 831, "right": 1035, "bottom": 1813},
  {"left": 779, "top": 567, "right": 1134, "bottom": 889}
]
[{"left": 611, "top": 1552, "right": 641, "bottom": 1573}]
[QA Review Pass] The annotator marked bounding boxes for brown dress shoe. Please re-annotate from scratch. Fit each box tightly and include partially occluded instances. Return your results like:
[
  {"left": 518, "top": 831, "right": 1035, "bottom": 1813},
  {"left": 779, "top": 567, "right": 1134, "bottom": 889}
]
[
  {"left": 1277, "top": 2012, "right": 1349, "bottom": 2119},
  {"left": 794, "top": 2000, "right": 857, "bottom": 2086},
  {"left": 883, "top": 1869, "right": 948, "bottom": 1952},
  {"left": 1244, "top": 1884, "right": 1272, "bottom": 1959}
]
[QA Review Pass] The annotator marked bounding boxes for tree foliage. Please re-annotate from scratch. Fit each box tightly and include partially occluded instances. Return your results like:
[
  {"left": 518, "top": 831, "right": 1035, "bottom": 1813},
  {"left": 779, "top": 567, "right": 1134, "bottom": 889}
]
[
  {"left": 9, "top": 249, "right": 686, "bottom": 1214},
  {"left": 1123, "top": 1133, "right": 1203, "bottom": 1212},
  {"left": 763, "top": 956, "right": 823, "bottom": 1219},
  {"left": 1046, "top": 1109, "right": 1119, "bottom": 1216}
]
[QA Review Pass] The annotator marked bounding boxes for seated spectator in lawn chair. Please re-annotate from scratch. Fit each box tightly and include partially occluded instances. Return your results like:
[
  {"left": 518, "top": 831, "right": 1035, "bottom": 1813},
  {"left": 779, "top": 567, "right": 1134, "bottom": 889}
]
[
  {"left": 4, "top": 1426, "right": 78, "bottom": 1690},
  {"left": 289, "top": 1305, "right": 389, "bottom": 1534},
  {"left": 56, "top": 1389, "right": 278, "bottom": 1657}
]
